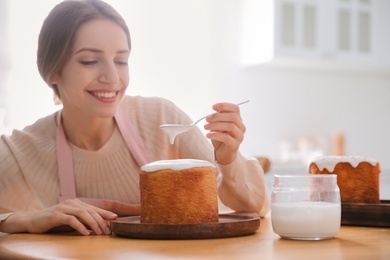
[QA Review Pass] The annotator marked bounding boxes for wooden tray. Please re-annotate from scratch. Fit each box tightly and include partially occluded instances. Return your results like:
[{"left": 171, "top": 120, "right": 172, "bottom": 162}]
[
  {"left": 341, "top": 200, "right": 390, "bottom": 227},
  {"left": 110, "top": 212, "right": 260, "bottom": 239}
]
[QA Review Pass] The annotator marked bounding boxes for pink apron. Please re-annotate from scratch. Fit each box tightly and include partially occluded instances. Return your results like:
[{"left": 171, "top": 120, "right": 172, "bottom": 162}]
[{"left": 56, "top": 108, "right": 150, "bottom": 216}]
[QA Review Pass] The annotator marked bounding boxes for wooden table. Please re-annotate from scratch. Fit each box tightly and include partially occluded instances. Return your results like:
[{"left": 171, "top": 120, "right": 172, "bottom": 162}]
[{"left": 0, "top": 214, "right": 389, "bottom": 260}]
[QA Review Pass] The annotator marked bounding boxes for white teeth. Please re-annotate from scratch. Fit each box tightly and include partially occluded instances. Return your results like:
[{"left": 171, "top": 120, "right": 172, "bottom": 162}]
[{"left": 93, "top": 92, "right": 116, "bottom": 98}]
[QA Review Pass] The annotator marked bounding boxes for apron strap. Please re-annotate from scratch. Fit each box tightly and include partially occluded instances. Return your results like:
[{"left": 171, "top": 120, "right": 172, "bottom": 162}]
[
  {"left": 56, "top": 110, "right": 76, "bottom": 198},
  {"left": 56, "top": 107, "right": 150, "bottom": 212},
  {"left": 115, "top": 107, "right": 150, "bottom": 166}
]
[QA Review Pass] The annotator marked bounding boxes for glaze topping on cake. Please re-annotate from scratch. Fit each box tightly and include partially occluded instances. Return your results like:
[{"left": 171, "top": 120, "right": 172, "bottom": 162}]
[
  {"left": 311, "top": 156, "right": 379, "bottom": 172},
  {"left": 141, "top": 159, "right": 215, "bottom": 172}
]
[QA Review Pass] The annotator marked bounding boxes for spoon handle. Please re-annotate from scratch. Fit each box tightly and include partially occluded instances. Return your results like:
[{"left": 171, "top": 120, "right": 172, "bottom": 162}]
[
  {"left": 194, "top": 100, "right": 250, "bottom": 125},
  {"left": 236, "top": 100, "right": 250, "bottom": 106}
]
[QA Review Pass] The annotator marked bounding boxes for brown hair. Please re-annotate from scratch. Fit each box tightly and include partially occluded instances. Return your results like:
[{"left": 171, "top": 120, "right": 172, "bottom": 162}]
[{"left": 37, "top": 0, "right": 131, "bottom": 98}]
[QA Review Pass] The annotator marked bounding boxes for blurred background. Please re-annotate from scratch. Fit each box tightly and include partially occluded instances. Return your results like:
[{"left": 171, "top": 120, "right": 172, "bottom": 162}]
[{"left": 0, "top": 0, "right": 389, "bottom": 171}]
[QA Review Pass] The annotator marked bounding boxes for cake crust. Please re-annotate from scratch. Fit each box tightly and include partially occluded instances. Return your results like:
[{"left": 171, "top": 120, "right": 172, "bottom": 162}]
[
  {"left": 140, "top": 166, "right": 219, "bottom": 224},
  {"left": 309, "top": 159, "right": 381, "bottom": 204}
]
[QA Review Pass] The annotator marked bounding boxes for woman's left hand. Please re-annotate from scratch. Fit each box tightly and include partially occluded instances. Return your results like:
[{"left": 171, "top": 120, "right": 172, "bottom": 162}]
[{"left": 204, "top": 102, "right": 246, "bottom": 165}]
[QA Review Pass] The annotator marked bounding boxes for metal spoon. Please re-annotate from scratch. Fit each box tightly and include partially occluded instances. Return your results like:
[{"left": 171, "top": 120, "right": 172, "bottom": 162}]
[{"left": 160, "top": 100, "right": 250, "bottom": 144}]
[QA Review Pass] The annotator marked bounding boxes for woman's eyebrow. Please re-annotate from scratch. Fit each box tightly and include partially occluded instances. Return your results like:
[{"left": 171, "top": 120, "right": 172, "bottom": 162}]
[
  {"left": 74, "top": 47, "right": 102, "bottom": 54},
  {"left": 74, "top": 47, "right": 129, "bottom": 55}
]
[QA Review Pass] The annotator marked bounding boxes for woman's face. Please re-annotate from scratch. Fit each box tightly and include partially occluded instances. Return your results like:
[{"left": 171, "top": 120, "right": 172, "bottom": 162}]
[{"left": 53, "top": 18, "right": 130, "bottom": 119}]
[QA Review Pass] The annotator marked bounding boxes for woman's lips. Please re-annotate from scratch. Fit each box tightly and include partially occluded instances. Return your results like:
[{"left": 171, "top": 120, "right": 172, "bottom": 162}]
[{"left": 88, "top": 90, "right": 120, "bottom": 102}]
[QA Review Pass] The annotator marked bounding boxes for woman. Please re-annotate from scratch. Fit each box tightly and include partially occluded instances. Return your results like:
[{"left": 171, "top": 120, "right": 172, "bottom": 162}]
[{"left": 0, "top": 0, "right": 268, "bottom": 236}]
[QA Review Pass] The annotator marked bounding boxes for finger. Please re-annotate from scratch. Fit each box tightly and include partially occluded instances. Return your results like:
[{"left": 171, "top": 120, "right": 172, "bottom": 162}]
[
  {"left": 61, "top": 215, "right": 92, "bottom": 236},
  {"left": 55, "top": 205, "right": 102, "bottom": 235},
  {"left": 110, "top": 201, "right": 141, "bottom": 217},
  {"left": 207, "top": 131, "right": 240, "bottom": 151},
  {"left": 71, "top": 199, "right": 118, "bottom": 219},
  {"left": 74, "top": 206, "right": 113, "bottom": 235},
  {"left": 60, "top": 201, "right": 111, "bottom": 235},
  {"left": 205, "top": 121, "right": 245, "bottom": 142},
  {"left": 81, "top": 201, "right": 118, "bottom": 220},
  {"left": 212, "top": 102, "right": 241, "bottom": 113},
  {"left": 88, "top": 212, "right": 112, "bottom": 235},
  {"left": 206, "top": 112, "right": 246, "bottom": 133}
]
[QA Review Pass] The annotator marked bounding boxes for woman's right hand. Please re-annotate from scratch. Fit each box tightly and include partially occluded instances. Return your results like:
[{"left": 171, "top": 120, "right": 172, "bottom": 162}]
[{"left": 0, "top": 199, "right": 117, "bottom": 235}]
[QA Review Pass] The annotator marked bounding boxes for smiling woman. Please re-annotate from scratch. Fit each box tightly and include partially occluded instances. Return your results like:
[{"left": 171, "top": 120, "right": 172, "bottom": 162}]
[
  {"left": 2, "top": 0, "right": 127, "bottom": 132},
  {"left": 0, "top": 0, "right": 269, "bottom": 236}
]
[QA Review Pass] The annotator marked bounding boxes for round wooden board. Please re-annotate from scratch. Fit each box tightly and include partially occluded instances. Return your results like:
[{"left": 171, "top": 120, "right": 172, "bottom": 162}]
[{"left": 110, "top": 212, "right": 260, "bottom": 239}]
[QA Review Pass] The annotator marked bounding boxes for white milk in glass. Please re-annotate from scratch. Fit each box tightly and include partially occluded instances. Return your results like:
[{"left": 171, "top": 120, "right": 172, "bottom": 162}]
[
  {"left": 271, "top": 174, "right": 341, "bottom": 240},
  {"left": 272, "top": 201, "right": 341, "bottom": 240}
]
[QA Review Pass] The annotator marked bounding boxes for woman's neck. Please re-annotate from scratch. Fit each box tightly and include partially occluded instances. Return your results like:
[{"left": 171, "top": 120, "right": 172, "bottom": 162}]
[{"left": 60, "top": 110, "right": 116, "bottom": 151}]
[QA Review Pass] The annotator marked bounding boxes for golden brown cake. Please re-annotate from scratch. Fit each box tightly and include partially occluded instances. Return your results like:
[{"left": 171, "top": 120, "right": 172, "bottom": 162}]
[
  {"left": 309, "top": 156, "right": 381, "bottom": 203},
  {"left": 139, "top": 159, "right": 219, "bottom": 224}
]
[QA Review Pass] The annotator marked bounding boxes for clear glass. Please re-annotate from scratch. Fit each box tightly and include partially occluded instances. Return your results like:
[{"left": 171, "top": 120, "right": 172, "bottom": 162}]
[{"left": 271, "top": 174, "right": 341, "bottom": 240}]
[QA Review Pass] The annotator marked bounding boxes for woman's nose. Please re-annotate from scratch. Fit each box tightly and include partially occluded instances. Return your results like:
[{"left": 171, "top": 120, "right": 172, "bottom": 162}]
[{"left": 98, "top": 62, "right": 120, "bottom": 84}]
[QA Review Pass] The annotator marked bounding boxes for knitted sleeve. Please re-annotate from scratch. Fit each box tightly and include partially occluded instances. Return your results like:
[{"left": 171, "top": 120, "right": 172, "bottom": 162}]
[{"left": 0, "top": 115, "right": 58, "bottom": 212}]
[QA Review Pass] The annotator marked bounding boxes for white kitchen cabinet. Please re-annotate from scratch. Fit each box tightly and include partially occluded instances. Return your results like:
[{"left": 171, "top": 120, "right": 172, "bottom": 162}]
[{"left": 240, "top": 0, "right": 390, "bottom": 67}]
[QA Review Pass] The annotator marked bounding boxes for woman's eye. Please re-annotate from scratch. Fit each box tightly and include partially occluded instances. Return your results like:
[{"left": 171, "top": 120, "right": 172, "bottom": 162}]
[
  {"left": 80, "top": 61, "right": 97, "bottom": 65},
  {"left": 116, "top": 61, "right": 128, "bottom": 66}
]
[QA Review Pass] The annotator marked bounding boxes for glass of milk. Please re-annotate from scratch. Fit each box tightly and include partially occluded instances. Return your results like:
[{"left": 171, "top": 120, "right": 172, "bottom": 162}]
[{"left": 271, "top": 174, "right": 341, "bottom": 240}]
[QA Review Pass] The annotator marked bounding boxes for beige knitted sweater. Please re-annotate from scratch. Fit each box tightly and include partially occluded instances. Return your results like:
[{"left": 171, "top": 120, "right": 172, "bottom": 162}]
[{"left": 0, "top": 95, "right": 269, "bottom": 219}]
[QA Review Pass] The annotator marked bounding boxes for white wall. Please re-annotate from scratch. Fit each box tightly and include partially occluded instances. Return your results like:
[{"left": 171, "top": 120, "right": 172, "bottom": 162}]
[
  {"left": 238, "top": 66, "right": 390, "bottom": 169},
  {"left": 2, "top": 0, "right": 390, "bottom": 169},
  {"left": 0, "top": 0, "right": 10, "bottom": 134},
  {"left": 4, "top": 0, "right": 61, "bottom": 130},
  {"left": 116, "top": 0, "right": 219, "bottom": 117},
  {"left": 210, "top": 0, "right": 390, "bottom": 170}
]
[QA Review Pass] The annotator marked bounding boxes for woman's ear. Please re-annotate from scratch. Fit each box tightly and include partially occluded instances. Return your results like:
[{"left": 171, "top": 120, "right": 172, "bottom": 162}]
[
  {"left": 50, "top": 75, "right": 62, "bottom": 105},
  {"left": 50, "top": 74, "right": 59, "bottom": 86}
]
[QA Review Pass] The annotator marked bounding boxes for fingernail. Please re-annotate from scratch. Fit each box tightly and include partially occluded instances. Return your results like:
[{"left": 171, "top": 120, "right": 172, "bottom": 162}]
[
  {"left": 95, "top": 227, "right": 103, "bottom": 235},
  {"left": 105, "top": 226, "right": 112, "bottom": 234}
]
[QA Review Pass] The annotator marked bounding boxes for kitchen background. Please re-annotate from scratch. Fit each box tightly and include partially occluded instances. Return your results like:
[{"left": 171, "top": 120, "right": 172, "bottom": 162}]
[{"left": 0, "top": 0, "right": 389, "bottom": 173}]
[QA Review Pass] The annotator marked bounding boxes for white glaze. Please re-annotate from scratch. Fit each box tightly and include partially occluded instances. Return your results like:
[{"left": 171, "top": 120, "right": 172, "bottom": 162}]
[
  {"left": 159, "top": 124, "right": 194, "bottom": 144},
  {"left": 140, "top": 159, "right": 215, "bottom": 172},
  {"left": 159, "top": 101, "right": 250, "bottom": 144},
  {"left": 311, "top": 156, "right": 378, "bottom": 172}
]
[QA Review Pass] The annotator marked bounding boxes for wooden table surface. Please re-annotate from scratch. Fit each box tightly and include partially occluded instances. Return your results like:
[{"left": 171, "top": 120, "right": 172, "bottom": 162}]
[{"left": 0, "top": 214, "right": 389, "bottom": 260}]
